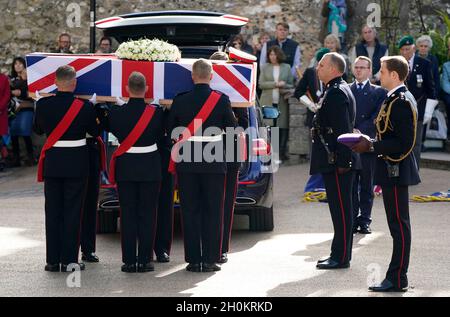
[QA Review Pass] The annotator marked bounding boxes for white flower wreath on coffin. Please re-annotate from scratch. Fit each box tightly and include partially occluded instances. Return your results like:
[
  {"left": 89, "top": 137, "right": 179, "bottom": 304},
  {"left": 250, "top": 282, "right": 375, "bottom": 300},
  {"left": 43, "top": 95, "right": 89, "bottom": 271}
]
[{"left": 116, "top": 38, "right": 181, "bottom": 62}]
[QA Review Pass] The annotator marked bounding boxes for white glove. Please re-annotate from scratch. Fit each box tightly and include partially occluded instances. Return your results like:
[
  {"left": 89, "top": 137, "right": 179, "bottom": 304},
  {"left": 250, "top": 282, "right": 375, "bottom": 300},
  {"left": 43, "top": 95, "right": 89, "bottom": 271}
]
[
  {"left": 89, "top": 93, "right": 97, "bottom": 105},
  {"left": 152, "top": 98, "right": 160, "bottom": 105},
  {"left": 299, "top": 95, "right": 318, "bottom": 113},
  {"left": 423, "top": 99, "right": 439, "bottom": 125},
  {"left": 115, "top": 96, "right": 126, "bottom": 106},
  {"left": 34, "top": 90, "right": 42, "bottom": 101}
]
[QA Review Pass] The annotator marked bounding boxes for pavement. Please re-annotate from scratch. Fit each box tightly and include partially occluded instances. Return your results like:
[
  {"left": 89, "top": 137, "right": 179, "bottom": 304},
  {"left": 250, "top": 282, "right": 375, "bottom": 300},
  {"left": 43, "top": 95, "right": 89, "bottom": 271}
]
[{"left": 0, "top": 164, "right": 450, "bottom": 297}]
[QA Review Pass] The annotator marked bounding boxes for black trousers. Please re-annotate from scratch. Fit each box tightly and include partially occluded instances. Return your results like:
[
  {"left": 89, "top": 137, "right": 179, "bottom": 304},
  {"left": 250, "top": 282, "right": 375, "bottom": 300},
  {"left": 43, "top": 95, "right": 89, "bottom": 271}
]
[
  {"left": 81, "top": 142, "right": 100, "bottom": 254},
  {"left": 117, "top": 181, "right": 160, "bottom": 265},
  {"left": 381, "top": 185, "right": 411, "bottom": 288},
  {"left": 44, "top": 177, "right": 87, "bottom": 265},
  {"left": 178, "top": 172, "right": 226, "bottom": 264},
  {"left": 322, "top": 170, "right": 355, "bottom": 264},
  {"left": 222, "top": 163, "right": 240, "bottom": 254},
  {"left": 352, "top": 153, "right": 376, "bottom": 226},
  {"left": 154, "top": 168, "right": 174, "bottom": 257}
]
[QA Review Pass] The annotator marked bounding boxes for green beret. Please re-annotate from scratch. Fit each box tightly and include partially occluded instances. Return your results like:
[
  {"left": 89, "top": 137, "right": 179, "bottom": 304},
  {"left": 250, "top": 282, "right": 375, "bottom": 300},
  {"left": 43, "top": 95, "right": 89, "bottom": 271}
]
[
  {"left": 398, "top": 35, "right": 414, "bottom": 48},
  {"left": 315, "top": 48, "right": 331, "bottom": 61}
]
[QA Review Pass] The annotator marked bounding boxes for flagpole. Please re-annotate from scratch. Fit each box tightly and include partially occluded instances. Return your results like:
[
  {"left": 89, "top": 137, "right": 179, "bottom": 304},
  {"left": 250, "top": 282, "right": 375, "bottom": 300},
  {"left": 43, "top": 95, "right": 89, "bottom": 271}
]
[{"left": 89, "top": 0, "right": 96, "bottom": 53}]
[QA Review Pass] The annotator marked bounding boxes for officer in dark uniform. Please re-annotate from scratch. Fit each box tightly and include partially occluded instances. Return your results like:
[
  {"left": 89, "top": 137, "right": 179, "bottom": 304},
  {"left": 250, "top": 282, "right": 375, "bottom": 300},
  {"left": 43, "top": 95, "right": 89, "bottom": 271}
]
[
  {"left": 80, "top": 128, "right": 103, "bottom": 263},
  {"left": 350, "top": 56, "right": 387, "bottom": 234},
  {"left": 209, "top": 51, "right": 249, "bottom": 264},
  {"left": 106, "top": 72, "right": 163, "bottom": 273},
  {"left": 352, "top": 56, "right": 420, "bottom": 292},
  {"left": 154, "top": 106, "right": 174, "bottom": 263},
  {"left": 398, "top": 35, "right": 437, "bottom": 168},
  {"left": 220, "top": 107, "right": 249, "bottom": 264},
  {"left": 311, "top": 52, "right": 359, "bottom": 270},
  {"left": 34, "top": 65, "right": 99, "bottom": 272},
  {"left": 167, "top": 59, "right": 237, "bottom": 273}
]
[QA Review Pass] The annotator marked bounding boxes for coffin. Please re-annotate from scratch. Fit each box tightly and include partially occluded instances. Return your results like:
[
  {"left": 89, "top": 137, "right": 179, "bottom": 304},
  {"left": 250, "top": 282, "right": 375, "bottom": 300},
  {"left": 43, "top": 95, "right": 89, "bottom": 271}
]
[{"left": 26, "top": 53, "right": 257, "bottom": 107}]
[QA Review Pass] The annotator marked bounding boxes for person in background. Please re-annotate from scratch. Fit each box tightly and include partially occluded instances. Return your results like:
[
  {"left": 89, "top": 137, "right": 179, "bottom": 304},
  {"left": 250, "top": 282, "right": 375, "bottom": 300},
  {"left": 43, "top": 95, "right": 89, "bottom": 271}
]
[
  {"left": 0, "top": 73, "right": 10, "bottom": 172},
  {"left": 415, "top": 35, "right": 440, "bottom": 96},
  {"left": 51, "top": 33, "right": 74, "bottom": 54},
  {"left": 228, "top": 34, "right": 254, "bottom": 55},
  {"left": 440, "top": 59, "right": 450, "bottom": 139},
  {"left": 350, "top": 56, "right": 386, "bottom": 234},
  {"left": 259, "top": 46, "right": 295, "bottom": 161},
  {"left": 260, "top": 22, "right": 302, "bottom": 80},
  {"left": 349, "top": 25, "right": 389, "bottom": 84},
  {"left": 9, "top": 57, "right": 35, "bottom": 167},
  {"left": 254, "top": 32, "right": 271, "bottom": 60},
  {"left": 324, "top": 33, "right": 351, "bottom": 81},
  {"left": 96, "top": 37, "right": 113, "bottom": 54},
  {"left": 398, "top": 35, "right": 437, "bottom": 168},
  {"left": 294, "top": 48, "right": 330, "bottom": 195},
  {"left": 255, "top": 32, "right": 272, "bottom": 98}
]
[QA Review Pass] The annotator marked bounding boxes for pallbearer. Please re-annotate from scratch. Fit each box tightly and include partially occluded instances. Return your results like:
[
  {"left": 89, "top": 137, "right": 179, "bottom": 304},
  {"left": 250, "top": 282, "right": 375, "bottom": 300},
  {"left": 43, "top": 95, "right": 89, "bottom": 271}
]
[
  {"left": 107, "top": 72, "right": 163, "bottom": 273},
  {"left": 167, "top": 59, "right": 237, "bottom": 273},
  {"left": 34, "top": 65, "right": 99, "bottom": 272}
]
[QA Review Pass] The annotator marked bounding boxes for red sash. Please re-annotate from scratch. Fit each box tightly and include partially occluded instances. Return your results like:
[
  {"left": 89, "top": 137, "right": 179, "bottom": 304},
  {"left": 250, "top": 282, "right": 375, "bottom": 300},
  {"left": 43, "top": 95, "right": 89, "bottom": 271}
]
[
  {"left": 37, "top": 99, "right": 84, "bottom": 182},
  {"left": 108, "top": 106, "right": 156, "bottom": 184},
  {"left": 168, "top": 91, "right": 222, "bottom": 174},
  {"left": 96, "top": 136, "right": 107, "bottom": 172}
]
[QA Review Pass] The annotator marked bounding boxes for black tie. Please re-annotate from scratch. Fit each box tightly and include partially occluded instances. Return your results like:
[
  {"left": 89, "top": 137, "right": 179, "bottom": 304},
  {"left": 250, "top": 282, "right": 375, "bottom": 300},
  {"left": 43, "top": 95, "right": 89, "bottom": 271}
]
[{"left": 358, "top": 83, "right": 364, "bottom": 90}]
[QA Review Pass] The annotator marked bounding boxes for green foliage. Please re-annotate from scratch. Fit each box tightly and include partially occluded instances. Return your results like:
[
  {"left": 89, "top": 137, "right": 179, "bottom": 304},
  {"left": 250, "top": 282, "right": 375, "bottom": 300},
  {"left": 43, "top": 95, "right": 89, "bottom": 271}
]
[{"left": 424, "top": 9, "right": 450, "bottom": 69}]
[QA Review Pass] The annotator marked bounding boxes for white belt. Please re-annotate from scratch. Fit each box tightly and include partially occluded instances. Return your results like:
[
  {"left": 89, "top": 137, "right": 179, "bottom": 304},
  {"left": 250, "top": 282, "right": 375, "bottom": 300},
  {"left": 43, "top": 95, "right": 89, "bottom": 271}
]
[
  {"left": 126, "top": 144, "right": 158, "bottom": 154},
  {"left": 187, "top": 135, "right": 223, "bottom": 142},
  {"left": 53, "top": 139, "right": 87, "bottom": 148}
]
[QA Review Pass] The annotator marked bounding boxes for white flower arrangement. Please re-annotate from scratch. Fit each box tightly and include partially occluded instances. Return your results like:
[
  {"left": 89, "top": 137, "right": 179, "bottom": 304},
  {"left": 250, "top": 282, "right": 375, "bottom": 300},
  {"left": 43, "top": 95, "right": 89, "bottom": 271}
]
[{"left": 116, "top": 38, "right": 181, "bottom": 62}]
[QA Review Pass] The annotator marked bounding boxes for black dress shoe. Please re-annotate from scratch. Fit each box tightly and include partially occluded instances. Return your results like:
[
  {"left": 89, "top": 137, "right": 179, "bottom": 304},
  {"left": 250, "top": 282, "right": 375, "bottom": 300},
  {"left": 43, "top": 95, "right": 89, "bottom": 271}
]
[
  {"left": 156, "top": 252, "right": 170, "bottom": 263},
  {"left": 353, "top": 226, "right": 360, "bottom": 234},
  {"left": 316, "top": 259, "right": 350, "bottom": 270},
  {"left": 137, "top": 263, "right": 155, "bottom": 273},
  {"left": 121, "top": 263, "right": 137, "bottom": 273},
  {"left": 45, "top": 263, "right": 60, "bottom": 272},
  {"left": 202, "top": 263, "right": 221, "bottom": 272},
  {"left": 359, "top": 225, "right": 372, "bottom": 234},
  {"left": 82, "top": 252, "right": 100, "bottom": 263},
  {"left": 369, "top": 279, "right": 408, "bottom": 292},
  {"left": 186, "top": 263, "right": 201, "bottom": 272},
  {"left": 317, "top": 257, "right": 331, "bottom": 264},
  {"left": 61, "top": 263, "right": 85, "bottom": 272},
  {"left": 217, "top": 253, "right": 228, "bottom": 264}
]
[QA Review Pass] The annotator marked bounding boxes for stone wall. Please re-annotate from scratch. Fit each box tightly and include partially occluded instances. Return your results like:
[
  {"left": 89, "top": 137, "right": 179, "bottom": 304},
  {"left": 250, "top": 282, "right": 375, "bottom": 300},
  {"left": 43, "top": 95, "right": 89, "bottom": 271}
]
[{"left": 2, "top": 0, "right": 450, "bottom": 73}]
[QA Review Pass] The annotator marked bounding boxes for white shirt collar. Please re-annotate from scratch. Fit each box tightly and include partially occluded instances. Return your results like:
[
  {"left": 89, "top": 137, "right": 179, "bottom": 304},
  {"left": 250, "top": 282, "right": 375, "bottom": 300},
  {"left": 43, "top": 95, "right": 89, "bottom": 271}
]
[
  {"left": 408, "top": 55, "right": 415, "bottom": 70},
  {"left": 355, "top": 79, "right": 369, "bottom": 88},
  {"left": 387, "top": 84, "right": 406, "bottom": 97}
]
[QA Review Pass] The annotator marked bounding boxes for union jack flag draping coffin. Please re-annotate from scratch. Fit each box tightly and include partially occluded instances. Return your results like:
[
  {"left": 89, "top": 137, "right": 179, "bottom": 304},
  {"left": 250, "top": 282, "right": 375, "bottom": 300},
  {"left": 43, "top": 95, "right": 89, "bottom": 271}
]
[{"left": 26, "top": 53, "right": 257, "bottom": 107}]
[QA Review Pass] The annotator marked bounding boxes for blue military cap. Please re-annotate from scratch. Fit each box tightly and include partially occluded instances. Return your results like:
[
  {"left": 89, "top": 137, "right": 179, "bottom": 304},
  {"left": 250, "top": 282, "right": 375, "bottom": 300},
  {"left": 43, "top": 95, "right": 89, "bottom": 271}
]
[{"left": 398, "top": 35, "right": 415, "bottom": 49}]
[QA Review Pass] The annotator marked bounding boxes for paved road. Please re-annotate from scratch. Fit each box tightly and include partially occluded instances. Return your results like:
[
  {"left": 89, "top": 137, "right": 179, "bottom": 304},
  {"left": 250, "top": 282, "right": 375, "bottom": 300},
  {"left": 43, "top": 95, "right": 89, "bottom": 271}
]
[{"left": 1, "top": 165, "right": 449, "bottom": 297}]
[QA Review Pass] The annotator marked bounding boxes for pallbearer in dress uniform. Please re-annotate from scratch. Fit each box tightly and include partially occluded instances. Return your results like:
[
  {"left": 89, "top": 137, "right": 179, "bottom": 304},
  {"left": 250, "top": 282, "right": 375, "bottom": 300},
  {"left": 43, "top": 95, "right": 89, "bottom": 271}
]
[
  {"left": 209, "top": 51, "right": 249, "bottom": 264},
  {"left": 154, "top": 107, "right": 174, "bottom": 263},
  {"left": 311, "top": 53, "right": 360, "bottom": 270},
  {"left": 34, "top": 65, "right": 99, "bottom": 272},
  {"left": 167, "top": 59, "right": 237, "bottom": 273},
  {"left": 106, "top": 72, "right": 164, "bottom": 273},
  {"left": 80, "top": 113, "right": 107, "bottom": 263},
  {"left": 352, "top": 56, "right": 420, "bottom": 292}
]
